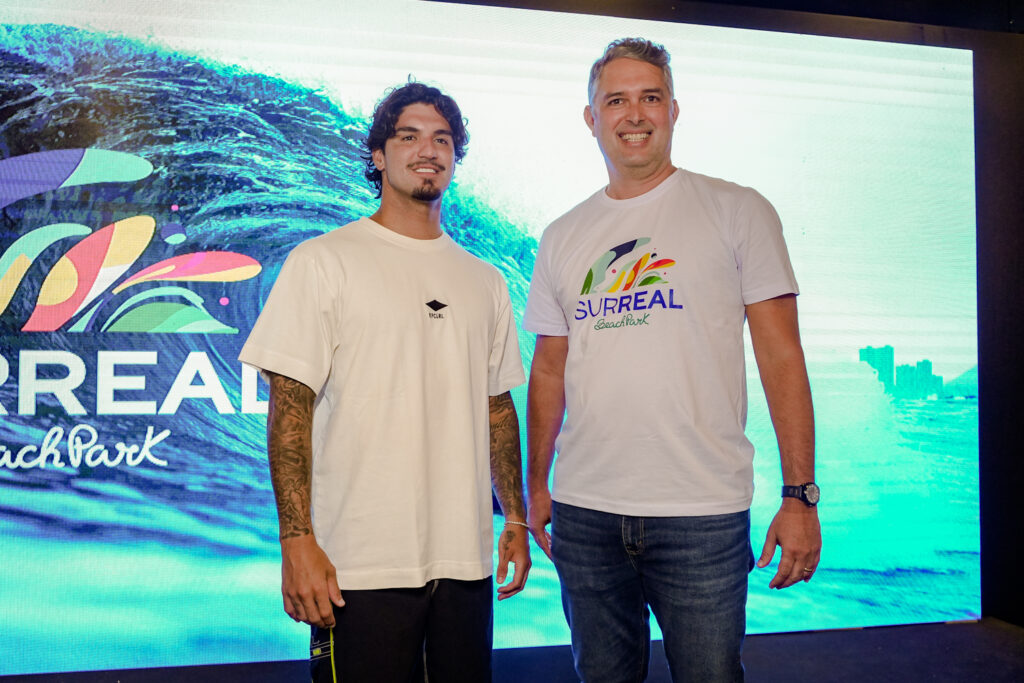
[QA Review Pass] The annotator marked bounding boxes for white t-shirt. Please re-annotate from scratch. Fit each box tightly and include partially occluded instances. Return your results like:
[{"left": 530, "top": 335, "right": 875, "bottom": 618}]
[
  {"left": 524, "top": 169, "right": 798, "bottom": 516},
  {"left": 239, "top": 217, "right": 525, "bottom": 589}
]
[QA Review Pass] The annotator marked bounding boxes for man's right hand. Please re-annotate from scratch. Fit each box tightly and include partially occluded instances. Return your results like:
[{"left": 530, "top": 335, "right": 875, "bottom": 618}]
[
  {"left": 280, "top": 534, "right": 344, "bottom": 628},
  {"left": 527, "top": 488, "right": 554, "bottom": 560}
]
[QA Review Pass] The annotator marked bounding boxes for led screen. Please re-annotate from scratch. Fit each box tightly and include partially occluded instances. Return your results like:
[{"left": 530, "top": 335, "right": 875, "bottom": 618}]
[{"left": 0, "top": 0, "right": 977, "bottom": 675}]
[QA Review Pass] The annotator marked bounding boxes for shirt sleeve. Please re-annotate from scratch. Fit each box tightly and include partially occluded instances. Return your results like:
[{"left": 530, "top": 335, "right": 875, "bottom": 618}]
[
  {"left": 237, "top": 243, "right": 336, "bottom": 395},
  {"left": 523, "top": 229, "right": 570, "bottom": 336},
  {"left": 488, "top": 278, "right": 526, "bottom": 396},
  {"left": 734, "top": 189, "right": 799, "bottom": 305}
]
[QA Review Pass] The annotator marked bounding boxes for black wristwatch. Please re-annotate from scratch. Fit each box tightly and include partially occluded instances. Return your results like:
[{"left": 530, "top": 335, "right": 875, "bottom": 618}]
[{"left": 781, "top": 482, "right": 820, "bottom": 507}]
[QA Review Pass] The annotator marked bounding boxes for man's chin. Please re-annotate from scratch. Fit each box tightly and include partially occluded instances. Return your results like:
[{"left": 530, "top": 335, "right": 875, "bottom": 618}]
[{"left": 412, "top": 185, "right": 443, "bottom": 202}]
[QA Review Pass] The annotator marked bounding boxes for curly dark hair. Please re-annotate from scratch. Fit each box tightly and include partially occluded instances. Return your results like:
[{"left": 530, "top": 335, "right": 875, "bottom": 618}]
[{"left": 362, "top": 81, "right": 469, "bottom": 198}]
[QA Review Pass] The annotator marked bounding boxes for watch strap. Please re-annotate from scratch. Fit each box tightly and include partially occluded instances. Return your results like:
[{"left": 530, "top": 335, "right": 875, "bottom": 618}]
[{"left": 781, "top": 482, "right": 819, "bottom": 506}]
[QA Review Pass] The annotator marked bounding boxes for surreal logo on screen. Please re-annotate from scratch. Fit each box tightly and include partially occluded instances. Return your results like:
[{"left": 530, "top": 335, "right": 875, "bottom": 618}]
[{"left": 1, "top": 148, "right": 265, "bottom": 470}]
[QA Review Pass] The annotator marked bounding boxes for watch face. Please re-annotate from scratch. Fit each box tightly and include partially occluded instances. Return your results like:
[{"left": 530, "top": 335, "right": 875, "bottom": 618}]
[{"left": 804, "top": 483, "right": 820, "bottom": 505}]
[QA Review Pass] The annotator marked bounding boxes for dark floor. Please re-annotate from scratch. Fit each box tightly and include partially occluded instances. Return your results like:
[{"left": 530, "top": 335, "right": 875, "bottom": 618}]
[{"left": 5, "top": 618, "right": 1023, "bottom": 682}]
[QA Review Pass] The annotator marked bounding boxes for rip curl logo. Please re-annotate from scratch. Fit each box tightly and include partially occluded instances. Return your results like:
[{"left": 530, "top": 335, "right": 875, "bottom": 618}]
[
  {"left": 0, "top": 148, "right": 261, "bottom": 333},
  {"left": 425, "top": 299, "right": 447, "bottom": 319},
  {"left": 575, "top": 238, "right": 683, "bottom": 326}
]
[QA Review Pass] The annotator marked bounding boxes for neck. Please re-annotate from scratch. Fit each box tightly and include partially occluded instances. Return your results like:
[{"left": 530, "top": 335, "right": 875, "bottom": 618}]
[
  {"left": 605, "top": 161, "right": 677, "bottom": 200},
  {"left": 370, "top": 192, "right": 443, "bottom": 240}
]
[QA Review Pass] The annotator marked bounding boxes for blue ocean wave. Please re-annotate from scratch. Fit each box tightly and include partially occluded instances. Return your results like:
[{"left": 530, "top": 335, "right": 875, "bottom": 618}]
[{"left": 0, "top": 23, "right": 537, "bottom": 555}]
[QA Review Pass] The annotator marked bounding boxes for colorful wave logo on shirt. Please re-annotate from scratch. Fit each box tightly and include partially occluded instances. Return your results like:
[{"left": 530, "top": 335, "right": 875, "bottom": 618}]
[
  {"left": 0, "top": 148, "right": 261, "bottom": 333},
  {"left": 580, "top": 237, "right": 676, "bottom": 295}
]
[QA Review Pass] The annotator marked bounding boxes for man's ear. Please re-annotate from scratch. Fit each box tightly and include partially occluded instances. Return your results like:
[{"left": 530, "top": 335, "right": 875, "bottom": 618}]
[
  {"left": 584, "top": 105, "right": 596, "bottom": 137},
  {"left": 372, "top": 148, "right": 385, "bottom": 172}
]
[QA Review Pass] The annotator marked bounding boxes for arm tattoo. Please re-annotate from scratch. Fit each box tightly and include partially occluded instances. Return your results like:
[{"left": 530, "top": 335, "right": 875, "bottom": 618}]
[
  {"left": 489, "top": 391, "right": 526, "bottom": 521},
  {"left": 266, "top": 371, "right": 316, "bottom": 540}
]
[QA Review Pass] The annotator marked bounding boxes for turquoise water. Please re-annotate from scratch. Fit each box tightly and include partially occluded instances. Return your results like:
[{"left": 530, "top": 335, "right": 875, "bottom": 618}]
[
  {"left": 497, "top": 368, "right": 980, "bottom": 648},
  {"left": 0, "top": 363, "right": 977, "bottom": 673}
]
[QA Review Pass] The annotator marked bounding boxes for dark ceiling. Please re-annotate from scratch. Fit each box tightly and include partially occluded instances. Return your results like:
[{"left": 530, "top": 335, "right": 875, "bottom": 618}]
[
  {"left": 443, "top": 1, "right": 1023, "bottom": 34},
  {"left": 707, "top": 0, "right": 1022, "bottom": 33}
]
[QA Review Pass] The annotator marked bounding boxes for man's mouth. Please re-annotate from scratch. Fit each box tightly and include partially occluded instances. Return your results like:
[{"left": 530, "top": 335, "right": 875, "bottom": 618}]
[
  {"left": 620, "top": 132, "right": 650, "bottom": 143},
  {"left": 411, "top": 165, "right": 442, "bottom": 174}
]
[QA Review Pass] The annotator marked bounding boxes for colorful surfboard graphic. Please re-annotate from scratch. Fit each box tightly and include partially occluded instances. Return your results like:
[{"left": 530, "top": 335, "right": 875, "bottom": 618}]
[
  {"left": 112, "top": 252, "right": 262, "bottom": 293},
  {"left": 0, "top": 149, "right": 153, "bottom": 209},
  {"left": 0, "top": 223, "right": 92, "bottom": 315},
  {"left": 22, "top": 216, "right": 155, "bottom": 331},
  {"left": 2, "top": 146, "right": 263, "bottom": 333}
]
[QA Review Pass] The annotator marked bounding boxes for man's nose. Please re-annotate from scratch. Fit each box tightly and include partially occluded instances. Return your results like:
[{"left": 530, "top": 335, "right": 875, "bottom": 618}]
[
  {"left": 625, "top": 101, "right": 644, "bottom": 124},
  {"left": 417, "top": 138, "right": 439, "bottom": 158}
]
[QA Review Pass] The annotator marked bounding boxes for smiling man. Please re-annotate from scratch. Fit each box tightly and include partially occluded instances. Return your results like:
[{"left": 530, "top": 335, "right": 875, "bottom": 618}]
[
  {"left": 239, "top": 82, "right": 530, "bottom": 682},
  {"left": 524, "top": 39, "right": 821, "bottom": 682}
]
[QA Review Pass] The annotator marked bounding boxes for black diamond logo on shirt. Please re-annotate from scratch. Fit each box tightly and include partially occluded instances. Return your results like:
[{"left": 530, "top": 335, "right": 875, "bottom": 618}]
[{"left": 426, "top": 300, "right": 448, "bottom": 311}]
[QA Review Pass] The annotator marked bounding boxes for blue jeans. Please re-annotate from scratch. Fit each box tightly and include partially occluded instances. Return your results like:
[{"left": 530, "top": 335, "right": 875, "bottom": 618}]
[{"left": 551, "top": 502, "right": 753, "bottom": 683}]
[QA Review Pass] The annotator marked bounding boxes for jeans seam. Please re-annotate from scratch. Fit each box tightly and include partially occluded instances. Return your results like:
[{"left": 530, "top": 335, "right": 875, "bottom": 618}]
[{"left": 622, "top": 516, "right": 645, "bottom": 557}]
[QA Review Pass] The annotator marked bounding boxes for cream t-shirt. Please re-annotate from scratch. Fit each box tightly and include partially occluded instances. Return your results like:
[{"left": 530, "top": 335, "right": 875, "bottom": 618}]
[{"left": 240, "top": 217, "right": 525, "bottom": 589}]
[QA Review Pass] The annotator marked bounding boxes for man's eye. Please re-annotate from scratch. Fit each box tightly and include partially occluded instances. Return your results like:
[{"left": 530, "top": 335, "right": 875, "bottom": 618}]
[{"left": 435, "top": 138, "right": 449, "bottom": 145}]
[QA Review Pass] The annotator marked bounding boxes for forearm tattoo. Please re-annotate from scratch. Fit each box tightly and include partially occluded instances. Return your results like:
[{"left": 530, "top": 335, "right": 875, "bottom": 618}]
[
  {"left": 267, "top": 372, "right": 316, "bottom": 540},
  {"left": 489, "top": 391, "right": 526, "bottom": 521}
]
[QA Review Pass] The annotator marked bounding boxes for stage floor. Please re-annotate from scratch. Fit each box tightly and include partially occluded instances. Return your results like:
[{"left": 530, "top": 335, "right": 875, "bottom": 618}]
[
  {"left": 6, "top": 618, "right": 1023, "bottom": 682},
  {"left": 496, "top": 617, "right": 1024, "bottom": 682}
]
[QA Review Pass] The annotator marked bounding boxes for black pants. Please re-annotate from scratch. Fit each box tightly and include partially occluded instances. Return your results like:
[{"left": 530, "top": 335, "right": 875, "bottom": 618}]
[{"left": 310, "top": 577, "right": 493, "bottom": 682}]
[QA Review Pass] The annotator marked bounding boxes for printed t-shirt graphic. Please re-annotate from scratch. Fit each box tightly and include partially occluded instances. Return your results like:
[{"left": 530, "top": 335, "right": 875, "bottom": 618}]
[{"left": 574, "top": 237, "right": 683, "bottom": 326}]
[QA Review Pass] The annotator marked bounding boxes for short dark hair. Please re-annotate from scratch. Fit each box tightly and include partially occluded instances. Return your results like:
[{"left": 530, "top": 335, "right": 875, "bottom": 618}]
[
  {"left": 588, "top": 38, "right": 673, "bottom": 104},
  {"left": 362, "top": 81, "right": 469, "bottom": 198}
]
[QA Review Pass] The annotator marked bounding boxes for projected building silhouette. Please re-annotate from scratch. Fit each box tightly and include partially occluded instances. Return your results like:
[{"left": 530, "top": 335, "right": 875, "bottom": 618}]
[{"left": 859, "top": 345, "right": 944, "bottom": 399}]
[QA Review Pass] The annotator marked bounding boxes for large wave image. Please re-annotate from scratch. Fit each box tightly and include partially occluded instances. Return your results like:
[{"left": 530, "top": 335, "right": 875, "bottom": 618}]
[{"left": 0, "top": 23, "right": 540, "bottom": 673}]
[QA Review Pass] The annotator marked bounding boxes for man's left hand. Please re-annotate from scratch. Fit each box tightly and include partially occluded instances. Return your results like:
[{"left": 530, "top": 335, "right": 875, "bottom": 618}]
[
  {"left": 496, "top": 523, "right": 531, "bottom": 600},
  {"left": 757, "top": 499, "right": 821, "bottom": 589}
]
